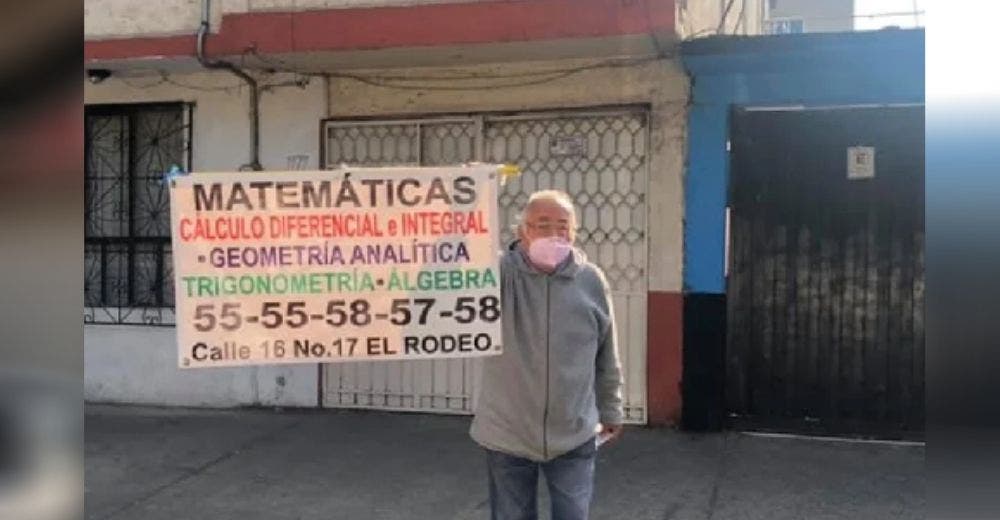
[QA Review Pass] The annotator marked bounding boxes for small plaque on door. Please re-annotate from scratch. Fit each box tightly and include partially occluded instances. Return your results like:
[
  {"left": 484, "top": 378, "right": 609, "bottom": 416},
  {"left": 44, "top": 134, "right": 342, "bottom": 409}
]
[
  {"left": 550, "top": 135, "right": 586, "bottom": 157},
  {"left": 847, "top": 146, "right": 875, "bottom": 179}
]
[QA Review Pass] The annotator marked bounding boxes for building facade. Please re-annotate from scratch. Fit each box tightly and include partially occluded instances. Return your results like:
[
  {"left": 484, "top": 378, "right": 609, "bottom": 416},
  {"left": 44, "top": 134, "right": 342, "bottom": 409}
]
[
  {"left": 85, "top": 0, "right": 761, "bottom": 425},
  {"left": 764, "top": 0, "right": 854, "bottom": 34}
]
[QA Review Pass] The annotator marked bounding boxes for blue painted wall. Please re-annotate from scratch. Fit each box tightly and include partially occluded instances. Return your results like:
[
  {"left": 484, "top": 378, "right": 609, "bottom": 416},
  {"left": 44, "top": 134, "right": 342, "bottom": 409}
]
[{"left": 680, "top": 29, "right": 924, "bottom": 294}]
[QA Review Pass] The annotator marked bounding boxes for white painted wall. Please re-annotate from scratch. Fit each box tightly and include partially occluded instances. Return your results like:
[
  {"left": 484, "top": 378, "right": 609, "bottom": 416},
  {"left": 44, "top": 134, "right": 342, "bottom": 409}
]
[
  {"left": 84, "top": 70, "right": 325, "bottom": 407},
  {"left": 83, "top": 56, "right": 689, "bottom": 408},
  {"left": 84, "top": 71, "right": 325, "bottom": 171},
  {"left": 84, "top": 326, "right": 317, "bottom": 407},
  {"left": 324, "top": 57, "right": 688, "bottom": 293},
  {"left": 85, "top": 0, "right": 204, "bottom": 39}
]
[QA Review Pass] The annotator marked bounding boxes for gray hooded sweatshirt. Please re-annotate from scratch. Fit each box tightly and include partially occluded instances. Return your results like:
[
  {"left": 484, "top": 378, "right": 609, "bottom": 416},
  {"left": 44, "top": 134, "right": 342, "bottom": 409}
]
[{"left": 470, "top": 241, "right": 624, "bottom": 462}]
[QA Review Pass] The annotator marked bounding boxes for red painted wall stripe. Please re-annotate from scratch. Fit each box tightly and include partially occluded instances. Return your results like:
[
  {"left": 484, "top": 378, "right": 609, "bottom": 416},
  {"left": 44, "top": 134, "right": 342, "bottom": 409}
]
[
  {"left": 647, "top": 291, "right": 683, "bottom": 426},
  {"left": 86, "top": 0, "right": 674, "bottom": 62}
]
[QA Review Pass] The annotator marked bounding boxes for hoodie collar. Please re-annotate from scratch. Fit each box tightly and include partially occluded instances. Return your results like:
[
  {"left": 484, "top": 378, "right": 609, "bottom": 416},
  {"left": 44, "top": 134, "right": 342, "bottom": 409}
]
[{"left": 507, "top": 240, "right": 583, "bottom": 279}]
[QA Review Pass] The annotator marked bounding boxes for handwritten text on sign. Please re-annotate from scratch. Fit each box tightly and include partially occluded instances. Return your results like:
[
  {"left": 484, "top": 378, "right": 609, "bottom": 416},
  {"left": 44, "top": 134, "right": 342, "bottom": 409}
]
[{"left": 168, "top": 167, "right": 503, "bottom": 368}]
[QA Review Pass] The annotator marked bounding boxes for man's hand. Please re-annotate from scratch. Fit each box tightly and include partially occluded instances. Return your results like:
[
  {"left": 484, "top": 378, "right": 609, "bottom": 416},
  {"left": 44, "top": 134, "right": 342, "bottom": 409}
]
[{"left": 598, "top": 423, "right": 623, "bottom": 445}]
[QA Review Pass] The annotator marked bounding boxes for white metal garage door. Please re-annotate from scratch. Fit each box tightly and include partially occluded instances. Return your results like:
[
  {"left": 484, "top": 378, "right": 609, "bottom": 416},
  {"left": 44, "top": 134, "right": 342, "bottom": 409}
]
[{"left": 321, "top": 108, "right": 648, "bottom": 423}]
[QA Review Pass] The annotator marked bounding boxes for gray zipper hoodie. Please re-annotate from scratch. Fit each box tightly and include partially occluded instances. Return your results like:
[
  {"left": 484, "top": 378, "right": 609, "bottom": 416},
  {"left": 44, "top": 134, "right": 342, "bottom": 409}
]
[{"left": 470, "top": 241, "right": 624, "bottom": 462}]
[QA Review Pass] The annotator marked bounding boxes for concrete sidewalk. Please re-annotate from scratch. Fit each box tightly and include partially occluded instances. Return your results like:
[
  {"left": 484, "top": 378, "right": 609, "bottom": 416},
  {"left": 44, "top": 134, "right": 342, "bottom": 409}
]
[{"left": 85, "top": 404, "right": 924, "bottom": 520}]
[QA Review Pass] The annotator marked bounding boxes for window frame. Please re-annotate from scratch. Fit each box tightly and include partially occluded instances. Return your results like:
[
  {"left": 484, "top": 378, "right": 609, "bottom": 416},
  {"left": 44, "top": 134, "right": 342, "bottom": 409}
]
[{"left": 84, "top": 101, "right": 193, "bottom": 326}]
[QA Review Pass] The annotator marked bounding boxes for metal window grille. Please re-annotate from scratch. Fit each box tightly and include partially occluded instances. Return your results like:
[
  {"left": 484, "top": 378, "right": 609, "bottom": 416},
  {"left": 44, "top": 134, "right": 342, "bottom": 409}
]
[{"left": 84, "top": 103, "right": 192, "bottom": 326}]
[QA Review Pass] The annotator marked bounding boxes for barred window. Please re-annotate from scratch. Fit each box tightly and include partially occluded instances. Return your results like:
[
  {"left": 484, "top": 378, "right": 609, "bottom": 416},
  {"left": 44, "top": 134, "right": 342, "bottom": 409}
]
[{"left": 84, "top": 103, "right": 191, "bottom": 325}]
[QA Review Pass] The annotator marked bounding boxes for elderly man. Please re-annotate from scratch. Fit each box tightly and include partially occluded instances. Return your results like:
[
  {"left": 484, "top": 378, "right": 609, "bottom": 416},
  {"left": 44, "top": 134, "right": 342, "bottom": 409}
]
[{"left": 470, "top": 189, "right": 624, "bottom": 520}]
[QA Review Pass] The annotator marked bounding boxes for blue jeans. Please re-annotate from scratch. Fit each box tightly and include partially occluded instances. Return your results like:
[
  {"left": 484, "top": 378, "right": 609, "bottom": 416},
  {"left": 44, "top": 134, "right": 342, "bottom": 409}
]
[{"left": 485, "top": 438, "right": 597, "bottom": 520}]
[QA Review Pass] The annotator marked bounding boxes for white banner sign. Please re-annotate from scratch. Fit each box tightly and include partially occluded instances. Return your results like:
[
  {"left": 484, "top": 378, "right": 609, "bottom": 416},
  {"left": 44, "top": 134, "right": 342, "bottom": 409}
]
[{"left": 168, "top": 166, "right": 503, "bottom": 368}]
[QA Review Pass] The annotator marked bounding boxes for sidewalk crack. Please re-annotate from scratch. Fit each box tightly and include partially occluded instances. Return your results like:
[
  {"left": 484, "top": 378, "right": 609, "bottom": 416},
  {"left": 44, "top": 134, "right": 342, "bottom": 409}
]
[{"left": 705, "top": 432, "right": 734, "bottom": 520}]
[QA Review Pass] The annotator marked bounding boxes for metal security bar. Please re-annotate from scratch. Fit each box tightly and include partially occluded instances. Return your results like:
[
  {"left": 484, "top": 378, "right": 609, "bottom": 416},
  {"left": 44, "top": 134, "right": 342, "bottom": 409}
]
[
  {"left": 323, "top": 116, "right": 481, "bottom": 417},
  {"left": 321, "top": 108, "right": 649, "bottom": 423},
  {"left": 84, "top": 103, "right": 191, "bottom": 326},
  {"left": 485, "top": 111, "right": 649, "bottom": 423}
]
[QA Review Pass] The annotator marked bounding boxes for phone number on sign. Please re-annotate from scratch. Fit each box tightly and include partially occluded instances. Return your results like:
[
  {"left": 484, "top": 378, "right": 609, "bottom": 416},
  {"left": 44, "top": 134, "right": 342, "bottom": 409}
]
[{"left": 188, "top": 296, "right": 500, "bottom": 331}]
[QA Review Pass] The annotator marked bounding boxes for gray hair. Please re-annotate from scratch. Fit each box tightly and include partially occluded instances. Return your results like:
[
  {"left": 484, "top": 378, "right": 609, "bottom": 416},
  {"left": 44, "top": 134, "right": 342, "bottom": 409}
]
[{"left": 516, "top": 189, "right": 578, "bottom": 233}]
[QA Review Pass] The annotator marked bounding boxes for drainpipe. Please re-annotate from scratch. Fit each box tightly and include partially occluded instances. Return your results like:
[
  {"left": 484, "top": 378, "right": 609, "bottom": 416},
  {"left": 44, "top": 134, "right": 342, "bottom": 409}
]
[{"left": 197, "top": 0, "right": 263, "bottom": 171}]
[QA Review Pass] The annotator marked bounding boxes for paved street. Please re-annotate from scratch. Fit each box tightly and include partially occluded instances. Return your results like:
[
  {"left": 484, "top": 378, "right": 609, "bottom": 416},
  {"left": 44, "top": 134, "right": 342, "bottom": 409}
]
[{"left": 85, "top": 405, "right": 924, "bottom": 520}]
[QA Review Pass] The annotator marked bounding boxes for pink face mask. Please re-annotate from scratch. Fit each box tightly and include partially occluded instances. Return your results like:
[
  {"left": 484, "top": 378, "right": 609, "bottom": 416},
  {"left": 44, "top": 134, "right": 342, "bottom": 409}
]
[{"left": 527, "top": 236, "right": 572, "bottom": 271}]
